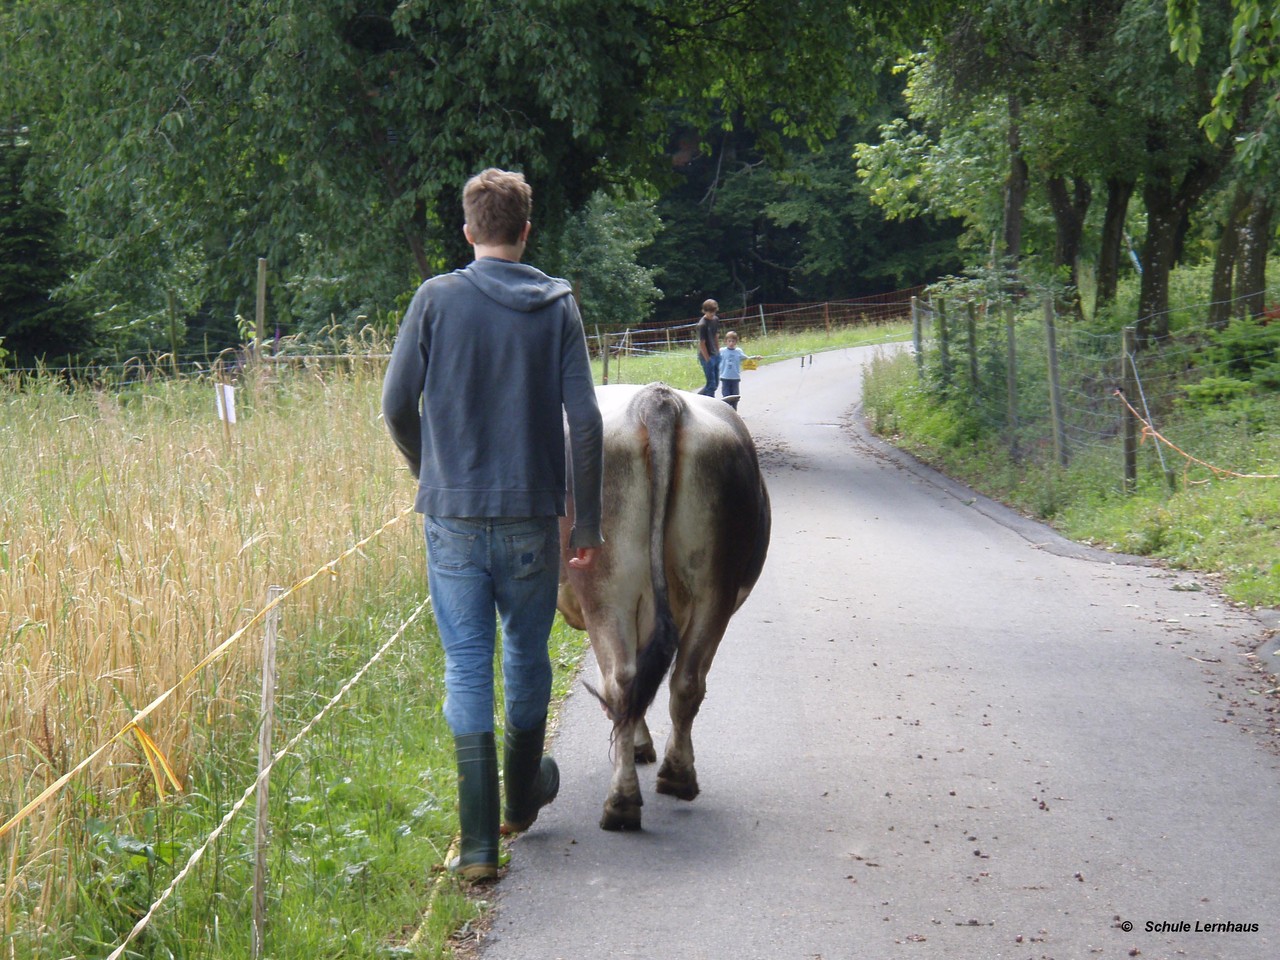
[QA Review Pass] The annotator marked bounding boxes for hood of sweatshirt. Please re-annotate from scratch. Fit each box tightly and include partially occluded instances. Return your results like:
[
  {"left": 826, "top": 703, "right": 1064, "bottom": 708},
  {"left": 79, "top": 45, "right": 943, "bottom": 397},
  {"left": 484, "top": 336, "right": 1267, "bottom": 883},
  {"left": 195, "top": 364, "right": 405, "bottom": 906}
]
[{"left": 460, "top": 257, "right": 573, "bottom": 313}]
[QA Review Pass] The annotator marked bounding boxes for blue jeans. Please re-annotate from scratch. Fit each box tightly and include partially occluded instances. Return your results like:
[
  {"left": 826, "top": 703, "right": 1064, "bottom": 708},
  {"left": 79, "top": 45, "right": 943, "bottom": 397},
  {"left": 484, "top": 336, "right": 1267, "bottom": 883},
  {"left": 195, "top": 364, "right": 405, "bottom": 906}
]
[
  {"left": 424, "top": 515, "right": 560, "bottom": 736},
  {"left": 698, "top": 355, "right": 720, "bottom": 396}
]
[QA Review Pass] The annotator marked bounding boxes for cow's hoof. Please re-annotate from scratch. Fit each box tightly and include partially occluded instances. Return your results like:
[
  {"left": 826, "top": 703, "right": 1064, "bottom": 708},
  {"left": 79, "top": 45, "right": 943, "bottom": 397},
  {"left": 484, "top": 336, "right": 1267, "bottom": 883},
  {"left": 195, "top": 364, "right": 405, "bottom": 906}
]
[
  {"left": 600, "top": 796, "right": 643, "bottom": 831},
  {"left": 634, "top": 742, "right": 657, "bottom": 765},
  {"left": 655, "top": 761, "right": 700, "bottom": 801}
]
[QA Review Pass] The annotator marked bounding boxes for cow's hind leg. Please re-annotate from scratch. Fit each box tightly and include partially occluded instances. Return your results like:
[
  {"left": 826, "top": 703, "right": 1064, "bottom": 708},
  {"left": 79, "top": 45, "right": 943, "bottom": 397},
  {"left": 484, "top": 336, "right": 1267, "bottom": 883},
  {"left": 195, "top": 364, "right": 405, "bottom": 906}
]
[
  {"left": 633, "top": 716, "right": 657, "bottom": 764},
  {"left": 601, "top": 717, "right": 644, "bottom": 830},
  {"left": 655, "top": 622, "right": 725, "bottom": 801}
]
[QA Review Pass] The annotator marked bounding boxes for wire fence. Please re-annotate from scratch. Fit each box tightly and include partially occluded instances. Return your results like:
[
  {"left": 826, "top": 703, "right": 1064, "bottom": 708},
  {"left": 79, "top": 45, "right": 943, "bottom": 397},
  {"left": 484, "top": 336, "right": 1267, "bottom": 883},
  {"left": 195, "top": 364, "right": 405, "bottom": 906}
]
[
  {"left": 589, "top": 286, "right": 923, "bottom": 359},
  {"left": 2, "top": 288, "right": 924, "bottom": 387},
  {"left": 0, "top": 505, "right": 458, "bottom": 958},
  {"left": 909, "top": 287, "right": 1280, "bottom": 490}
]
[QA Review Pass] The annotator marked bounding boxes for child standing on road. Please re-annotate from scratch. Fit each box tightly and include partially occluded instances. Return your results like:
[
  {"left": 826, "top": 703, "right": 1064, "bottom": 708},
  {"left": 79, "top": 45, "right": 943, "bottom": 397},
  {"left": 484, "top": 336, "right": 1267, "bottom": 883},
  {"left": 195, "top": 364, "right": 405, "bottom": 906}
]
[{"left": 717, "top": 331, "right": 761, "bottom": 409}]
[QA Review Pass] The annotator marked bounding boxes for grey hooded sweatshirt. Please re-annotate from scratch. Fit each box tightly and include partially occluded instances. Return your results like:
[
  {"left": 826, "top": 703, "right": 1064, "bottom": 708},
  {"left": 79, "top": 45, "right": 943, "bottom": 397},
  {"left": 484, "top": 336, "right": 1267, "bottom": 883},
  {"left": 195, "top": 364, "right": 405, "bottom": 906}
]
[{"left": 381, "top": 257, "right": 604, "bottom": 548}]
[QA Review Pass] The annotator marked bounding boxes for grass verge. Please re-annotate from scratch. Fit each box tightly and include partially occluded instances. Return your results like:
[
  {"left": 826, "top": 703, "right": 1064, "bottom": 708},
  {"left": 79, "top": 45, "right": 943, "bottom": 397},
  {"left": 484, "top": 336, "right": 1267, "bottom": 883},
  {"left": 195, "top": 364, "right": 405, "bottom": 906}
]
[{"left": 861, "top": 345, "right": 1280, "bottom": 609}]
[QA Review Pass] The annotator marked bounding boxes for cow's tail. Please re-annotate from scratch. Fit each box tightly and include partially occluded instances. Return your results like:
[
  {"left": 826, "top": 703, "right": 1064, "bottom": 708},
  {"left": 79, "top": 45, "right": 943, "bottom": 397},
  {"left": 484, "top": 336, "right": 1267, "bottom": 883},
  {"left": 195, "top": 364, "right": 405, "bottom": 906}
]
[{"left": 624, "top": 386, "right": 683, "bottom": 725}]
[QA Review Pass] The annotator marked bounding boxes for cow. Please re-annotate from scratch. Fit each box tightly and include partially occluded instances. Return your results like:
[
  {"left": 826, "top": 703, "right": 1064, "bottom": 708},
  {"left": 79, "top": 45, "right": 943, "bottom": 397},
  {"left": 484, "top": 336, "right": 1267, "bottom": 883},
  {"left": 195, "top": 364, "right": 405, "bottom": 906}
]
[{"left": 557, "top": 382, "right": 771, "bottom": 830}]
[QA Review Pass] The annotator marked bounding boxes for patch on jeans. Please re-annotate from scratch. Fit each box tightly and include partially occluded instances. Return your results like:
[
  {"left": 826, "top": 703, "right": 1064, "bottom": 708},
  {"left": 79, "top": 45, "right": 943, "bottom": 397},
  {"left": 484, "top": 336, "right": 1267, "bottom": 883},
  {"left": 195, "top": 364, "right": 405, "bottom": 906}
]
[{"left": 508, "top": 529, "right": 547, "bottom": 580}]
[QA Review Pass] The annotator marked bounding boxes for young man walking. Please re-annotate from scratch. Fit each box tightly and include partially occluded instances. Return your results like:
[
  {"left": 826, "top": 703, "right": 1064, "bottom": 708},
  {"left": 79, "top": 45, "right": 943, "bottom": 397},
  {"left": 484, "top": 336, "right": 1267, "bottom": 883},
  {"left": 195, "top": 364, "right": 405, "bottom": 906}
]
[{"left": 382, "top": 168, "right": 604, "bottom": 880}]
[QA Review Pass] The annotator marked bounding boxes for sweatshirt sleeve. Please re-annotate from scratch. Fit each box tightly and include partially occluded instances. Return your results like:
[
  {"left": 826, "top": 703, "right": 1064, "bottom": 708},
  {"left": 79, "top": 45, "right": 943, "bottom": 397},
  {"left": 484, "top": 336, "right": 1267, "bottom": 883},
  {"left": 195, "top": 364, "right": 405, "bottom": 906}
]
[
  {"left": 560, "top": 300, "right": 604, "bottom": 548},
  {"left": 381, "top": 289, "right": 429, "bottom": 478}
]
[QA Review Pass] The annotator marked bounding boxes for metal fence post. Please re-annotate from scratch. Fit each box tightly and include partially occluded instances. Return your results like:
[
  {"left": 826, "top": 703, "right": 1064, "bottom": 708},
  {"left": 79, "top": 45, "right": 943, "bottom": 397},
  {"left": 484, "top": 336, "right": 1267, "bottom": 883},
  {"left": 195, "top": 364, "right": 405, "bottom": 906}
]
[
  {"left": 965, "top": 300, "right": 980, "bottom": 395},
  {"left": 936, "top": 298, "right": 952, "bottom": 391}
]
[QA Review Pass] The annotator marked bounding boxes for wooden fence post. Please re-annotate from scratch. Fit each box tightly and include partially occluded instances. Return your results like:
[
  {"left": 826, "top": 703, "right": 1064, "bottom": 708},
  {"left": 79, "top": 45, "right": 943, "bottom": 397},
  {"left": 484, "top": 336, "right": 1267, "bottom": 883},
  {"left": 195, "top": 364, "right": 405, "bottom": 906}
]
[
  {"left": 1043, "top": 297, "right": 1068, "bottom": 467},
  {"left": 759, "top": 304, "right": 767, "bottom": 338},
  {"left": 601, "top": 329, "right": 610, "bottom": 385},
  {"left": 1005, "top": 302, "right": 1019, "bottom": 461},
  {"left": 1122, "top": 326, "right": 1138, "bottom": 493},
  {"left": 167, "top": 290, "right": 180, "bottom": 377},
  {"left": 906, "top": 295, "right": 926, "bottom": 381},
  {"left": 936, "top": 298, "right": 952, "bottom": 391},
  {"left": 965, "top": 300, "right": 980, "bottom": 394},
  {"left": 252, "top": 584, "right": 284, "bottom": 959},
  {"left": 255, "top": 258, "right": 268, "bottom": 362}
]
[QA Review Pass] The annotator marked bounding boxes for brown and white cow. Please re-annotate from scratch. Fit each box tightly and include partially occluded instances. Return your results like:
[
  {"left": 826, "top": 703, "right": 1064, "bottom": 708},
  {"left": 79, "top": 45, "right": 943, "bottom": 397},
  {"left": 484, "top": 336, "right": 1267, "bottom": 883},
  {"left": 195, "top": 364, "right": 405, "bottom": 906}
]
[{"left": 558, "top": 382, "right": 771, "bottom": 830}]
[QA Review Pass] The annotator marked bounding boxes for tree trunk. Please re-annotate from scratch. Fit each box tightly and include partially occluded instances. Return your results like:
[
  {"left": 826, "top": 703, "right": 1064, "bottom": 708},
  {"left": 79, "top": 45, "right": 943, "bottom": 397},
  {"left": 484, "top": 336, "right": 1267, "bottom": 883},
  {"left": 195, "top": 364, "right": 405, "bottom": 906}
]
[
  {"left": 1137, "top": 153, "right": 1228, "bottom": 343},
  {"left": 1209, "top": 183, "right": 1250, "bottom": 329},
  {"left": 1137, "top": 180, "right": 1182, "bottom": 343},
  {"left": 1046, "top": 174, "right": 1092, "bottom": 318},
  {"left": 406, "top": 198, "right": 433, "bottom": 280},
  {"left": 1096, "top": 177, "right": 1135, "bottom": 309},
  {"left": 1236, "top": 191, "right": 1273, "bottom": 320},
  {"left": 1002, "top": 97, "right": 1029, "bottom": 265}
]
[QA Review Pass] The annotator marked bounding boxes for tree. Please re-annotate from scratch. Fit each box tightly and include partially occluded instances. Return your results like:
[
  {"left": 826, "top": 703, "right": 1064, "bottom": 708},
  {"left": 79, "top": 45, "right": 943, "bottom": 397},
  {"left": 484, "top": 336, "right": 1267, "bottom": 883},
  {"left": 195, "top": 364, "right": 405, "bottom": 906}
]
[
  {"left": 550, "top": 192, "right": 662, "bottom": 330},
  {"left": 1168, "top": 0, "right": 1280, "bottom": 158},
  {"left": 858, "top": 0, "right": 1240, "bottom": 337},
  {"left": 1170, "top": 0, "right": 1280, "bottom": 324},
  {"left": 0, "top": 129, "right": 88, "bottom": 366},
  {"left": 7, "top": 0, "right": 951, "bottom": 355}
]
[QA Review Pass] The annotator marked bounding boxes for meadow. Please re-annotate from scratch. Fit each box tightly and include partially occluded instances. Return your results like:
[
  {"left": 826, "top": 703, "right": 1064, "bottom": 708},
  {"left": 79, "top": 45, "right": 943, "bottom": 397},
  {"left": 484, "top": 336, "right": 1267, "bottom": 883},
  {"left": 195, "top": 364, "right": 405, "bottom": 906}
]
[{"left": 1, "top": 340, "right": 476, "bottom": 958}]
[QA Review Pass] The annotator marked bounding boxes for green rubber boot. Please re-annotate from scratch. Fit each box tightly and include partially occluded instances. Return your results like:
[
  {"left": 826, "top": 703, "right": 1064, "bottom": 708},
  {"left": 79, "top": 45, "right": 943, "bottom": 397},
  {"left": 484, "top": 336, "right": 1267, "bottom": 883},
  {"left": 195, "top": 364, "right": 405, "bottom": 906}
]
[
  {"left": 501, "top": 718, "right": 560, "bottom": 834},
  {"left": 449, "top": 732, "right": 499, "bottom": 881}
]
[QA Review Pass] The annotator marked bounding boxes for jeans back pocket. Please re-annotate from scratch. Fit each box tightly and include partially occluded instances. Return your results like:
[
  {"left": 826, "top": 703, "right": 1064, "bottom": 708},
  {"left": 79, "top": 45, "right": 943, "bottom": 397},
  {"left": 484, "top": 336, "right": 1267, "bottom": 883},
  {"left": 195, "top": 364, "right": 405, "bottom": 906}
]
[{"left": 425, "top": 517, "right": 479, "bottom": 572}]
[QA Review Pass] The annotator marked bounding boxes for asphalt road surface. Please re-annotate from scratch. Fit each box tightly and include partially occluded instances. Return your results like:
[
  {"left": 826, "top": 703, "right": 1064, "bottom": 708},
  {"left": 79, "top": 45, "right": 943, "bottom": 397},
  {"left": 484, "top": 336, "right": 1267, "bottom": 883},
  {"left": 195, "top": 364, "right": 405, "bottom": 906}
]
[{"left": 476, "top": 344, "right": 1280, "bottom": 960}]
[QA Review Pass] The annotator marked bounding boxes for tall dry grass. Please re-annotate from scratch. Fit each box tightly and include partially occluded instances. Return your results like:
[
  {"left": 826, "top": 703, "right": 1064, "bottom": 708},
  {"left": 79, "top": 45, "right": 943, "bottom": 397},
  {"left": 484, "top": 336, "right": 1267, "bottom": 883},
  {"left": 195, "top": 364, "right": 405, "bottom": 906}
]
[{"left": 0, "top": 343, "right": 421, "bottom": 921}]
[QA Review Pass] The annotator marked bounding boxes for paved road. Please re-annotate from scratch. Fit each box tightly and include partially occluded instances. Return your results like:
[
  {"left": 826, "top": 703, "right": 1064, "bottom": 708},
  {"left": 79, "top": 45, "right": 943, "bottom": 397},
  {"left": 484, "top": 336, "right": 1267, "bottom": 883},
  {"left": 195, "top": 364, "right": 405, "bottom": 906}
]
[{"left": 477, "top": 345, "right": 1280, "bottom": 960}]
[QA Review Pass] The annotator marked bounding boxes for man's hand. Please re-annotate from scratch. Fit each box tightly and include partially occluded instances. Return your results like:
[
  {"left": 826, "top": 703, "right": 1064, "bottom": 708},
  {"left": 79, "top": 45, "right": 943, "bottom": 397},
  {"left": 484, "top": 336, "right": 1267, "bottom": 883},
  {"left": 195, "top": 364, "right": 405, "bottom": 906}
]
[{"left": 568, "top": 547, "right": 598, "bottom": 569}]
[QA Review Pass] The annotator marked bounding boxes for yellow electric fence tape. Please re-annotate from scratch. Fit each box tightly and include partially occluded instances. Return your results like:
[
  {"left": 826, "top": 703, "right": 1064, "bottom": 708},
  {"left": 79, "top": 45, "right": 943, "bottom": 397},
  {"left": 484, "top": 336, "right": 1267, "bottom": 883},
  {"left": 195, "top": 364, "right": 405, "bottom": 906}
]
[
  {"left": 0, "top": 505, "right": 415, "bottom": 843},
  {"left": 103, "top": 595, "right": 431, "bottom": 960}
]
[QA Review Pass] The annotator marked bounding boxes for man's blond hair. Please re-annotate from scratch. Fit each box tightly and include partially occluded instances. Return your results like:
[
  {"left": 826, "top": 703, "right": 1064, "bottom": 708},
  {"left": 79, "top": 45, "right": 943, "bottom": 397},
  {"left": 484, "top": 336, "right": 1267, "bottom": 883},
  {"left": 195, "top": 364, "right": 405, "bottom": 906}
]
[
  {"left": 463, "top": 168, "right": 532, "bottom": 245},
  {"left": 702, "top": 299, "right": 718, "bottom": 315}
]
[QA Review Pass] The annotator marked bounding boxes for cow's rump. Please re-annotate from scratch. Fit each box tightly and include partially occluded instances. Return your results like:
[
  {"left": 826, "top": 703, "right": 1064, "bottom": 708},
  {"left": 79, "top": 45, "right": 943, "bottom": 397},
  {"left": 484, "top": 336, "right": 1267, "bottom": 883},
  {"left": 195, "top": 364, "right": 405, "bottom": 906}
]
[{"left": 559, "top": 382, "right": 770, "bottom": 830}]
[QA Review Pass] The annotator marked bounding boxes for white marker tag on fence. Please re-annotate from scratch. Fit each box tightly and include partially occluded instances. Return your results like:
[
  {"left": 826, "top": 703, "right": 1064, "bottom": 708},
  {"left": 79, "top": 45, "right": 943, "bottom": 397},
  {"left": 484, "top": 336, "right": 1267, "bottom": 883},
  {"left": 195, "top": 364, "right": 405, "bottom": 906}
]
[{"left": 216, "top": 383, "right": 237, "bottom": 424}]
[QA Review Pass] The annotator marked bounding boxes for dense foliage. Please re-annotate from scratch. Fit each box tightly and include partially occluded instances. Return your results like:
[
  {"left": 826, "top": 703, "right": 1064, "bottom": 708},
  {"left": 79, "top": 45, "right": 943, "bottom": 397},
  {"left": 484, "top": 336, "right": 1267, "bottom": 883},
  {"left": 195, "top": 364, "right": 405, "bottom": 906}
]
[
  {"left": 0, "top": 133, "right": 86, "bottom": 365},
  {"left": 643, "top": 99, "right": 964, "bottom": 320},
  {"left": 2, "top": 1, "right": 1279, "bottom": 361},
  {"left": 1, "top": 0, "right": 947, "bottom": 360}
]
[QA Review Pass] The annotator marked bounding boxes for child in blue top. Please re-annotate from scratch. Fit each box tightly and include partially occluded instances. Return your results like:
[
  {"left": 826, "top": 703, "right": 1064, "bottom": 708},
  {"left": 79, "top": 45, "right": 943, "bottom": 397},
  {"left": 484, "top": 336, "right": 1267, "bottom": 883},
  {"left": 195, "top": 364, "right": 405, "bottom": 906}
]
[{"left": 717, "top": 331, "right": 761, "bottom": 409}]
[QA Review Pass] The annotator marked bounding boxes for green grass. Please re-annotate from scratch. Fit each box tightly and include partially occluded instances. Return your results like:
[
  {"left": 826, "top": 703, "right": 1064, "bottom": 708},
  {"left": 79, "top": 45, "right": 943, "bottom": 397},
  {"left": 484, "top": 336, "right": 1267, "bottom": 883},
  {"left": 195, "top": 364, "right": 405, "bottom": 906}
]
[
  {"left": 13, "top": 599, "right": 589, "bottom": 960},
  {"left": 595, "top": 322, "right": 910, "bottom": 389}
]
